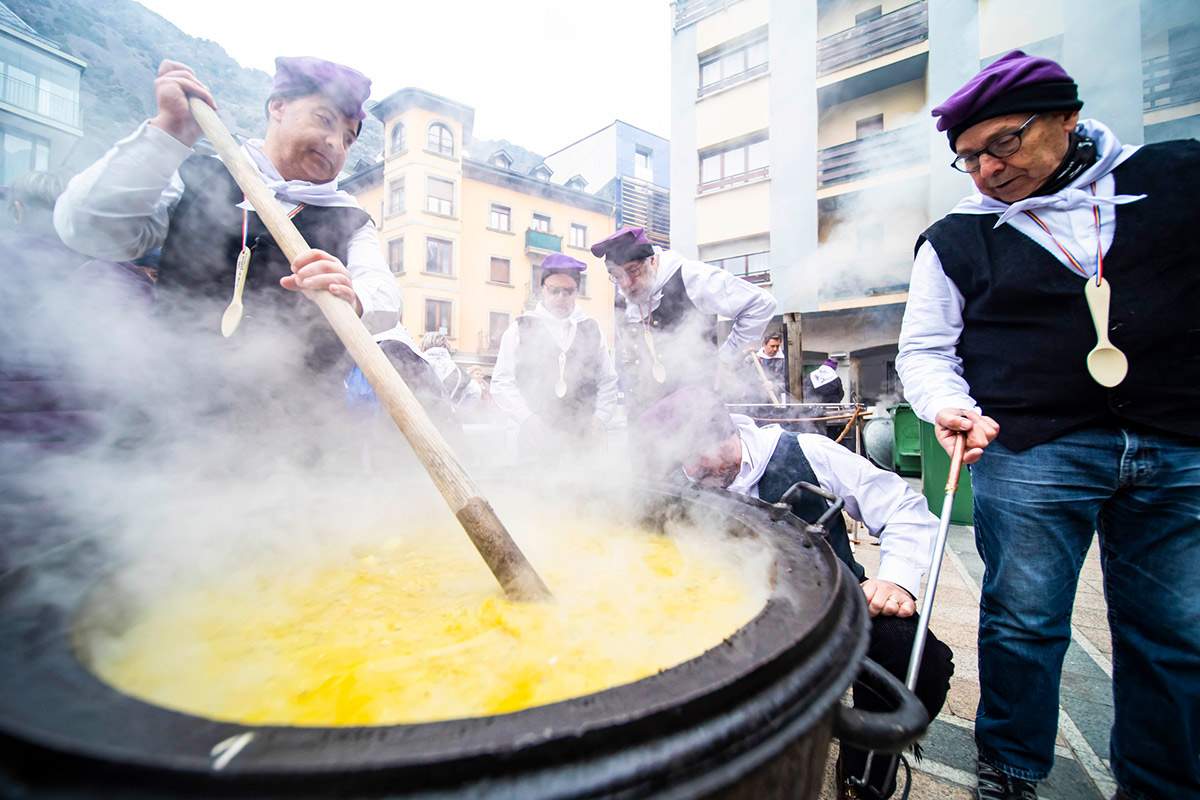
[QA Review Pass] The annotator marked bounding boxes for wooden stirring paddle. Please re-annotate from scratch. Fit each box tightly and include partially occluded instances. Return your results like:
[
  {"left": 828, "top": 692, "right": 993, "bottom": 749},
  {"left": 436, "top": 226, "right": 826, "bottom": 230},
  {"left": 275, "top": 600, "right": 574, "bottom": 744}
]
[{"left": 188, "top": 97, "right": 551, "bottom": 602}]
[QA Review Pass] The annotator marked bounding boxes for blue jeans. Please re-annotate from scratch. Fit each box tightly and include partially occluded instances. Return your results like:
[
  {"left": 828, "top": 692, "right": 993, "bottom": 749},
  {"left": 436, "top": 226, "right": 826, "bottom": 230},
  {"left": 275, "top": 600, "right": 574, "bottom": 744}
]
[{"left": 971, "top": 427, "right": 1200, "bottom": 799}]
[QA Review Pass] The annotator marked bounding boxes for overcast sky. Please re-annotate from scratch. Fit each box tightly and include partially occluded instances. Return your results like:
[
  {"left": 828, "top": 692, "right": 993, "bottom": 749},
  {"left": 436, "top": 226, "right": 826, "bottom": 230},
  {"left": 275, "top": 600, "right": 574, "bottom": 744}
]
[{"left": 134, "top": 0, "right": 675, "bottom": 156}]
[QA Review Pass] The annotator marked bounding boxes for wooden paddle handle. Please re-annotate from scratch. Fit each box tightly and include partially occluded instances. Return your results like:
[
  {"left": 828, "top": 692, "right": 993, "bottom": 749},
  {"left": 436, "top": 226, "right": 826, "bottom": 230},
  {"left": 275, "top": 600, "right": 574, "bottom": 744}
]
[
  {"left": 946, "top": 433, "right": 966, "bottom": 493},
  {"left": 188, "top": 98, "right": 550, "bottom": 602},
  {"left": 749, "top": 352, "right": 782, "bottom": 406}
]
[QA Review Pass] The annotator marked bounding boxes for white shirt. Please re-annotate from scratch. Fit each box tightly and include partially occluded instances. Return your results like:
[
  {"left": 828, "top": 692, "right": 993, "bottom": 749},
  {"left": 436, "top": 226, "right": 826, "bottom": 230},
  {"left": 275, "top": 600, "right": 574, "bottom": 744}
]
[
  {"left": 620, "top": 248, "right": 777, "bottom": 365},
  {"left": 490, "top": 303, "right": 619, "bottom": 425},
  {"left": 896, "top": 119, "right": 1144, "bottom": 422},
  {"left": 53, "top": 122, "right": 401, "bottom": 334},
  {"left": 725, "top": 414, "right": 937, "bottom": 597}
]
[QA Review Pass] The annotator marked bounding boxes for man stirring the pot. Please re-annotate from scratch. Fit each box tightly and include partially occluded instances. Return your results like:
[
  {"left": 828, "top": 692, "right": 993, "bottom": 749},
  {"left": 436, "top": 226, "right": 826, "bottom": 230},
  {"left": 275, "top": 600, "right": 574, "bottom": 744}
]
[
  {"left": 637, "top": 387, "right": 955, "bottom": 800},
  {"left": 897, "top": 50, "right": 1200, "bottom": 800},
  {"left": 491, "top": 253, "right": 618, "bottom": 459},
  {"left": 54, "top": 57, "right": 404, "bottom": 376}
]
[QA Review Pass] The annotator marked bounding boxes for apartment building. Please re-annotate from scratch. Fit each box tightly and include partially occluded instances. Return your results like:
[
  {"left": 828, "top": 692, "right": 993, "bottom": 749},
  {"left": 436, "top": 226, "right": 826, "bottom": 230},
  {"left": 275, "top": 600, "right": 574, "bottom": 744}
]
[
  {"left": 342, "top": 88, "right": 615, "bottom": 370},
  {"left": 671, "top": 0, "right": 1199, "bottom": 402},
  {"left": 543, "top": 120, "right": 671, "bottom": 246},
  {"left": 0, "top": 1, "right": 85, "bottom": 189}
]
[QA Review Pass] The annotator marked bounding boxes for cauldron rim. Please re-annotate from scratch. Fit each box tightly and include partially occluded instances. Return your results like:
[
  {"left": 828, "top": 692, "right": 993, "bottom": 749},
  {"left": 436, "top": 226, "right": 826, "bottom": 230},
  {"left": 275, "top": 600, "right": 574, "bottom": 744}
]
[{"left": 0, "top": 483, "right": 866, "bottom": 791}]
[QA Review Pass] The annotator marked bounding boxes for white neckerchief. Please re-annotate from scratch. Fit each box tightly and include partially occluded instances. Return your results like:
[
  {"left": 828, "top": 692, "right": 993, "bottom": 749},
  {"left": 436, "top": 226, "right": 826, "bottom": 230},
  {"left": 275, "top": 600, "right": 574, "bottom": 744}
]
[
  {"left": 236, "top": 138, "right": 361, "bottom": 210},
  {"left": 757, "top": 347, "right": 784, "bottom": 360},
  {"left": 621, "top": 246, "right": 683, "bottom": 324},
  {"left": 529, "top": 302, "right": 587, "bottom": 353},
  {"left": 949, "top": 119, "right": 1145, "bottom": 227},
  {"left": 726, "top": 414, "right": 785, "bottom": 499}
]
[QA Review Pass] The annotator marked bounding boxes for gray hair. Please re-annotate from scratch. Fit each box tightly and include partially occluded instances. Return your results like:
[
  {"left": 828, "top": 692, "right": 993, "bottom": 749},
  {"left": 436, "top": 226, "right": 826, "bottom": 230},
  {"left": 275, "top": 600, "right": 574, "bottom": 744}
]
[{"left": 421, "top": 331, "right": 448, "bottom": 351}]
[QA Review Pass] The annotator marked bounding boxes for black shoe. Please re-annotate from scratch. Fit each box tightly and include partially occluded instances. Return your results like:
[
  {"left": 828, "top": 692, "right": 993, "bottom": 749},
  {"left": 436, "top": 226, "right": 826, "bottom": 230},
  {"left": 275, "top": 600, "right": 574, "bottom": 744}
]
[{"left": 975, "top": 758, "right": 1038, "bottom": 800}]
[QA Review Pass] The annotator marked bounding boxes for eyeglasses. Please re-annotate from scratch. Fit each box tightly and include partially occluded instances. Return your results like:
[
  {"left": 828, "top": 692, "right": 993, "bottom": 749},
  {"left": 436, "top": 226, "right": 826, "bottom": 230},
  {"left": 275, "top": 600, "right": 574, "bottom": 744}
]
[
  {"left": 543, "top": 285, "right": 577, "bottom": 298},
  {"left": 607, "top": 259, "right": 648, "bottom": 284},
  {"left": 951, "top": 114, "right": 1039, "bottom": 173}
]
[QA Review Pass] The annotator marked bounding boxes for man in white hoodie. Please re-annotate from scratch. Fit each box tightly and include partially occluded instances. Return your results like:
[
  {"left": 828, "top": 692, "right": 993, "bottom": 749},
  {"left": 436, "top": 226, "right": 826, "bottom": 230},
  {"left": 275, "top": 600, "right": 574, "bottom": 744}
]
[
  {"left": 490, "top": 254, "right": 618, "bottom": 457},
  {"left": 592, "top": 227, "right": 777, "bottom": 414},
  {"left": 897, "top": 50, "right": 1200, "bottom": 800}
]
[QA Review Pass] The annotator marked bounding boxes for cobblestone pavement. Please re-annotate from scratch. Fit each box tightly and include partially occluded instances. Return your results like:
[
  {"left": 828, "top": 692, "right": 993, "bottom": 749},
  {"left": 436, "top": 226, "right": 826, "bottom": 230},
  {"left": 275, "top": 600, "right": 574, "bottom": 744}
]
[{"left": 818, "top": 523, "right": 1116, "bottom": 800}]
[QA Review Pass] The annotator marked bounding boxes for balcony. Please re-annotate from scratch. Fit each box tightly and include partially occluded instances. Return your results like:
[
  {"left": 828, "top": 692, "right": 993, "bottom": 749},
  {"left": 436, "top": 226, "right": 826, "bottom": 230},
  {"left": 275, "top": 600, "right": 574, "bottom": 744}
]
[
  {"left": 615, "top": 176, "right": 670, "bottom": 246},
  {"left": 1144, "top": 47, "right": 1200, "bottom": 113},
  {"left": 817, "top": 124, "right": 925, "bottom": 189},
  {"left": 673, "top": 0, "right": 735, "bottom": 31},
  {"left": 1, "top": 73, "right": 80, "bottom": 129},
  {"left": 525, "top": 228, "right": 561, "bottom": 253},
  {"left": 816, "top": 0, "right": 927, "bottom": 78}
]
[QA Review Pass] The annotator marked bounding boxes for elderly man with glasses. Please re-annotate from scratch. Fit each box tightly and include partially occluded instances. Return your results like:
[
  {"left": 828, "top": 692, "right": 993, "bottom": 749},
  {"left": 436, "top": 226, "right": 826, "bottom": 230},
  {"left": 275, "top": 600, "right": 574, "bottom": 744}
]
[
  {"left": 897, "top": 50, "right": 1200, "bottom": 800},
  {"left": 592, "top": 226, "right": 776, "bottom": 413},
  {"left": 490, "top": 253, "right": 618, "bottom": 459}
]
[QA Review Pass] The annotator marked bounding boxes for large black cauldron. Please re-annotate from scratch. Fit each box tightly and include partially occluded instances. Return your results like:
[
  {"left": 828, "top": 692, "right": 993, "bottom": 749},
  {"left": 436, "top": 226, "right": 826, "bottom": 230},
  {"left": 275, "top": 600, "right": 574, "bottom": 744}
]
[{"left": 0, "top": 485, "right": 927, "bottom": 798}]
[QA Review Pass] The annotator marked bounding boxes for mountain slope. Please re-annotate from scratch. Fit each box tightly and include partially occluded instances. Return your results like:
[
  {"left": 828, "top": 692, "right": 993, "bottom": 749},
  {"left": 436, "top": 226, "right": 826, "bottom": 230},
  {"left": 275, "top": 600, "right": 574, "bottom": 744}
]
[{"left": 8, "top": 0, "right": 382, "bottom": 171}]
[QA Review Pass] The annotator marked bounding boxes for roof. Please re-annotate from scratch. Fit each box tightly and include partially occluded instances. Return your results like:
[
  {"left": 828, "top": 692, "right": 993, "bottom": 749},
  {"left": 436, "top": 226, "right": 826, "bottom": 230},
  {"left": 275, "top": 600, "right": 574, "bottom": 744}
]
[
  {"left": 0, "top": 1, "right": 85, "bottom": 64},
  {"left": 369, "top": 87, "right": 475, "bottom": 139},
  {"left": 466, "top": 137, "right": 543, "bottom": 175}
]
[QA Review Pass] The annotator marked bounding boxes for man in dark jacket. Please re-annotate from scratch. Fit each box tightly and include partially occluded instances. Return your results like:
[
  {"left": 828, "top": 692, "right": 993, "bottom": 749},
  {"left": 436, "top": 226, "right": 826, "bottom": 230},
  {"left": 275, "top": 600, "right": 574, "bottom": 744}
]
[{"left": 897, "top": 50, "right": 1200, "bottom": 800}]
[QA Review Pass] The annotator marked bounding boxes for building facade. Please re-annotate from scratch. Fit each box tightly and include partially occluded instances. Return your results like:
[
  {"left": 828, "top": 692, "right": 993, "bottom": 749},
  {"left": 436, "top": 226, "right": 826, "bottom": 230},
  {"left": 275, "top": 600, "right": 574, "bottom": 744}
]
[
  {"left": 543, "top": 120, "right": 671, "bottom": 246},
  {"left": 0, "top": 1, "right": 85, "bottom": 190},
  {"left": 342, "top": 88, "right": 615, "bottom": 371},
  {"left": 670, "top": 0, "right": 1199, "bottom": 403}
]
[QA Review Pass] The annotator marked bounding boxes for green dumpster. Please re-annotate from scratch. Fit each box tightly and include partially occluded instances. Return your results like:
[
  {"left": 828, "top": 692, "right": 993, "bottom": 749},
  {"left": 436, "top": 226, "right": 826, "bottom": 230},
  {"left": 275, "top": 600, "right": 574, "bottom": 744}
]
[
  {"left": 919, "top": 419, "right": 974, "bottom": 525},
  {"left": 890, "top": 403, "right": 922, "bottom": 476}
]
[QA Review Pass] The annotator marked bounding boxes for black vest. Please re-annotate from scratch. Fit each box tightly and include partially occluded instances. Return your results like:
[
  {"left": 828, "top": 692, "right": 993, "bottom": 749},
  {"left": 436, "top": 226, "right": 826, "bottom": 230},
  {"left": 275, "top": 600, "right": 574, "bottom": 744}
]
[
  {"left": 157, "top": 155, "right": 370, "bottom": 372},
  {"left": 628, "top": 267, "right": 719, "bottom": 411},
  {"left": 756, "top": 431, "right": 866, "bottom": 584},
  {"left": 514, "top": 315, "right": 603, "bottom": 431},
  {"left": 918, "top": 140, "right": 1200, "bottom": 451}
]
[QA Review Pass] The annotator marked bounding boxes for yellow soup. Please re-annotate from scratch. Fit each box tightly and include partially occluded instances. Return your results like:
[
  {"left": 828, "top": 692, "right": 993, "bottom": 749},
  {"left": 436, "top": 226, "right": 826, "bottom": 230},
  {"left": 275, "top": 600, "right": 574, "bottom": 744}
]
[{"left": 89, "top": 517, "right": 771, "bottom": 726}]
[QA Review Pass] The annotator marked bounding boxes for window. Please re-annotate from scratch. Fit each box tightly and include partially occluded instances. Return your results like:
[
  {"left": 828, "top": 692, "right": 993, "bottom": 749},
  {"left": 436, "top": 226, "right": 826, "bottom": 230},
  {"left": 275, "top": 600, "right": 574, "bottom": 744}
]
[
  {"left": 492, "top": 151, "right": 512, "bottom": 169},
  {"left": 390, "top": 122, "right": 406, "bottom": 154},
  {"left": 634, "top": 147, "right": 653, "bottom": 182},
  {"left": 855, "top": 5, "right": 883, "bottom": 25},
  {"left": 698, "top": 32, "right": 769, "bottom": 95},
  {"left": 712, "top": 251, "right": 770, "bottom": 283},
  {"left": 531, "top": 164, "right": 551, "bottom": 181},
  {"left": 0, "top": 127, "right": 50, "bottom": 185},
  {"left": 387, "top": 238, "right": 404, "bottom": 274},
  {"left": 569, "top": 223, "right": 588, "bottom": 249},
  {"left": 856, "top": 114, "right": 884, "bottom": 139},
  {"left": 425, "top": 176, "right": 454, "bottom": 216},
  {"left": 566, "top": 175, "right": 588, "bottom": 191},
  {"left": 578, "top": 271, "right": 589, "bottom": 297},
  {"left": 425, "top": 299, "right": 452, "bottom": 335},
  {"left": 531, "top": 213, "right": 551, "bottom": 233},
  {"left": 698, "top": 134, "right": 769, "bottom": 192},
  {"left": 425, "top": 237, "right": 453, "bottom": 275},
  {"left": 489, "top": 203, "right": 511, "bottom": 232},
  {"left": 489, "top": 256, "right": 511, "bottom": 284},
  {"left": 488, "top": 312, "right": 510, "bottom": 350},
  {"left": 427, "top": 123, "right": 454, "bottom": 157},
  {"left": 387, "top": 178, "right": 405, "bottom": 216}
]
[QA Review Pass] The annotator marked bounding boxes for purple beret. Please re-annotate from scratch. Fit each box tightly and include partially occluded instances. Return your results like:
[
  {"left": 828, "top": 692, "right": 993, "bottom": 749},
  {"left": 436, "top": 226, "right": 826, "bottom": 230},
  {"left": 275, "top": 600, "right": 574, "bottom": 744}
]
[
  {"left": 634, "top": 387, "right": 735, "bottom": 476},
  {"left": 540, "top": 253, "right": 586, "bottom": 284},
  {"left": 590, "top": 226, "right": 654, "bottom": 263},
  {"left": 272, "top": 56, "right": 371, "bottom": 122},
  {"left": 822, "top": 357, "right": 838, "bottom": 369},
  {"left": 932, "top": 50, "right": 1082, "bottom": 150}
]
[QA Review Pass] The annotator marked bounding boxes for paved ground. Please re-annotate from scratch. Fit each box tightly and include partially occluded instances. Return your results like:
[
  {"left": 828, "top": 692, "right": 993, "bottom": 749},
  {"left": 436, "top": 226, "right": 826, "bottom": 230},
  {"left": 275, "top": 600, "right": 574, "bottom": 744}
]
[{"left": 817, "top": 518, "right": 1117, "bottom": 799}]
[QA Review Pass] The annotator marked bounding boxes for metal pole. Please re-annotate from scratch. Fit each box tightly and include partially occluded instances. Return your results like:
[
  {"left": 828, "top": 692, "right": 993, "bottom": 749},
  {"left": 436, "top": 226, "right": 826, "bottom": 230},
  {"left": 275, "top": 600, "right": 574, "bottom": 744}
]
[
  {"left": 857, "top": 432, "right": 966, "bottom": 793},
  {"left": 904, "top": 432, "right": 966, "bottom": 691}
]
